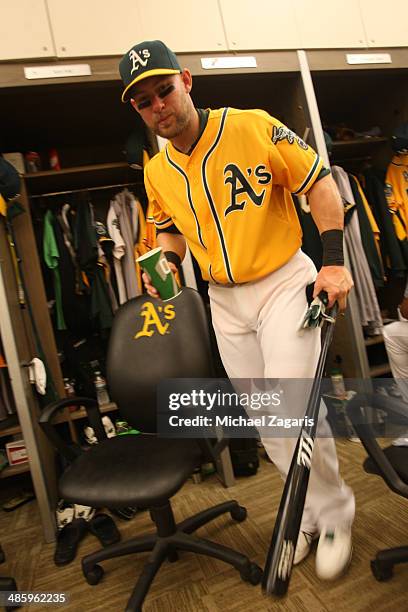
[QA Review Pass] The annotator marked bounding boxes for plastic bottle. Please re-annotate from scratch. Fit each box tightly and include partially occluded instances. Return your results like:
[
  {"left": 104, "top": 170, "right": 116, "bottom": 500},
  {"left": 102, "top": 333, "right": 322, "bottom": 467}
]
[
  {"left": 331, "top": 368, "right": 346, "bottom": 398},
  {"left": 49, "top": 148, "right": 61, "bottom": 171},
  {"left": 63, "top": 378, "right": 77, "bottom": 412},
  {"left": 94, "top": 371, "right": 110, "bottom": 407}
]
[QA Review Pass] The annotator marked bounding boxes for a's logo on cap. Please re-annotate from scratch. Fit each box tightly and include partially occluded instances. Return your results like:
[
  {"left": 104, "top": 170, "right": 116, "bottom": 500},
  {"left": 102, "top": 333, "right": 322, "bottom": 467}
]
[{"left": 129, "top": 48, "right": 151, "bottom": 74}]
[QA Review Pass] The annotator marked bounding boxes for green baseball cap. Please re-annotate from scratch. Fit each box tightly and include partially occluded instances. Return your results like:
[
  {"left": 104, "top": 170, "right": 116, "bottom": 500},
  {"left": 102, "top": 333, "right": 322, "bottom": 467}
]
[{"left": 119, "top": 40, "right": 181, "bottom": 103}]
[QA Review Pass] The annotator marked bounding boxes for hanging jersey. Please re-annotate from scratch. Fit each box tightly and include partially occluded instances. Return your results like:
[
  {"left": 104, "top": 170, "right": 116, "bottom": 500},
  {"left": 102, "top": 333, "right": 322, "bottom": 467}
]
[
  {"left": 145, "top": 107, "right": 323, "bottom": 284},
  {"left": 385, "top": 153, "right": 408, "bottom": 239}
]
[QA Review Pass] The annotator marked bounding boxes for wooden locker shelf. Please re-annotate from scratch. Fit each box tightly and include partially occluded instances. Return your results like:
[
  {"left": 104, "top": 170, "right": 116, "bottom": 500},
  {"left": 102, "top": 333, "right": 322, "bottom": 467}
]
[
  {"left": 0, "top": 418, "right": 22, "bottom": 439},
  {"left": 24, "top": 161, "right": 130, "bottom": 179},
  {"left": 0, "top": 462, "right": 30, "bottom": 479},
  {"left": 370, "top": 364, "right": 392, "bottom": 377},
  {"left": 365, "top": 335, "right": 384, "bottom": 347},
  {"left": 24, "top": 162, "right": 142, "bottom": 197},
  {"left": 52, "top": 402, "right": 118, "bottom": 425},
  {"left": 331, "top": 137, "right": 388, "bottom": 147}
]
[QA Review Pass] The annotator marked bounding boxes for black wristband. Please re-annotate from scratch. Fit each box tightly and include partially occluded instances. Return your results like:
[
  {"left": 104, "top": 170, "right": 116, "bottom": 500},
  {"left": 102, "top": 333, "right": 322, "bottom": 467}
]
[
  {"left": 164, "top": 250, "right": 182, "bottom": 269},
  {"left": 321, "top": 229, "right": 344, "bottom": 266}
]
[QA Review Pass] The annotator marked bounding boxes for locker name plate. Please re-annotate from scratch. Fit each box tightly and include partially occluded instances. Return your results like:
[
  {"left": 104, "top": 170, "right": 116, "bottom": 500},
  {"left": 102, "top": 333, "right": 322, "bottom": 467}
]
[
  {"left": 346, "top": 53, "right": 391, "bottom": 65},
  {"left": 24, "top": 64, "right": 92, "bottom": 80},
  {"left": 201, "top": 57, "right": 257, "bottom": 70}
]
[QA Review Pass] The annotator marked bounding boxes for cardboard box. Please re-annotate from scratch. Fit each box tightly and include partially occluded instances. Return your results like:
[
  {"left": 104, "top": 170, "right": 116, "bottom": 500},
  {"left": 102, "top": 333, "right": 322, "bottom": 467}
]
[{"left": 5, "top": 439, "right": 28, "bottom": 466}]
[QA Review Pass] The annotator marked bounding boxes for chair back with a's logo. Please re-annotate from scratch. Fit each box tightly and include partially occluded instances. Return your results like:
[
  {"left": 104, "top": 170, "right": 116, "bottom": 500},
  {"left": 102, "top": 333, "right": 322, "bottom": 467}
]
[{"left": 107, "top": 288, "right": 213, "bottom": 432}]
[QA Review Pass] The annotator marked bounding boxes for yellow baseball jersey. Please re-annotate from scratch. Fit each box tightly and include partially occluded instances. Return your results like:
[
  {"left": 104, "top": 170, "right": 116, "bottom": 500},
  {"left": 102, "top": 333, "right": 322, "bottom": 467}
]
[
  {"left": 144, "top": 108, "right": 323, "bottom": 284},
  {"left": 385, "top": 154, "right": 408, "bottom": 240}
]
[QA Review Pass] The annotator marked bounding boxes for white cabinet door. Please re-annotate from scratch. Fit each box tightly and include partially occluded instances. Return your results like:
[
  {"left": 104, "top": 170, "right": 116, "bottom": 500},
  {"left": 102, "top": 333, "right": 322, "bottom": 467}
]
[
  {"left": 48, "top": 0, "right": 227, "bottom": 57},
  {"left": 138, "top": 0, "right": 227, "bottom": 52},
  {"left": 295, "top": 0, "right": 366, "bottom": 48},
  {"left": 360, "top": 0, "right": 408, "bottom": 47},
  {"left": 47, "top": 0, "right": 144, "bottom": 57},
  {"left": 220, "top": 0, "right": 300, "bottom": 50},
  {"left": 0, "top": 0, "right": 54, "bottom": 60}
]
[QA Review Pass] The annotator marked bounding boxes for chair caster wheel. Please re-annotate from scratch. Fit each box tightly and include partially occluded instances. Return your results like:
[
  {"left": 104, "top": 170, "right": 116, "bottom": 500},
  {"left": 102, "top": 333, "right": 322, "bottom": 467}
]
[
  {"left": 167, "top": 549, "right": 179, "bottom": 563},
  {"left": 84, "top": 564, "right": 104, "bottom": 585},
  {"left": 371, "top": 559, "right": 393, "bottom": 581},
  {"left": 240, "top": 562, "right": 263, "bottom": 585},
  {"left": 230, "top": 505, "right": 247, "bottom": 522}
]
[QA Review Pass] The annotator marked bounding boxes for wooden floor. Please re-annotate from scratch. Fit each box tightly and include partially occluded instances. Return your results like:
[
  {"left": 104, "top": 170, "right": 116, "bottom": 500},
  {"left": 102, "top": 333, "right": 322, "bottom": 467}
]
[{"left": 1, "top": 440, "right": 407, "bottom": 612}]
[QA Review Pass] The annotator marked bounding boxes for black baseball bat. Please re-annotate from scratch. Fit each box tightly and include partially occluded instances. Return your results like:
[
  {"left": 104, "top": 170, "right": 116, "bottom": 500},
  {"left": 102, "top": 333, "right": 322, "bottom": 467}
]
[{"left": 262, "top": 300, "right": 338, "bottom": 596}]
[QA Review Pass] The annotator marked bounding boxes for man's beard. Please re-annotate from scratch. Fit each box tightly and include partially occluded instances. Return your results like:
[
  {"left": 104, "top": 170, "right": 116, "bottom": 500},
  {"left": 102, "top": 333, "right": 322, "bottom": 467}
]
[{"left": 154, "top": 104, "right": 190, "bottom": 140}]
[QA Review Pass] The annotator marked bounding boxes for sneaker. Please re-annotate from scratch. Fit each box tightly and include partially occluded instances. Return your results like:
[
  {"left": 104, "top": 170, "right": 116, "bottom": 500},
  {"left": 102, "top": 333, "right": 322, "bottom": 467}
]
[
  {"left": 375, "top": 386, "right": 388, "bottom": 397},
  {"left": 56, "top": 500, "right": 74, "bottom": 530},
  {"left": 388, "top": 383, "right": 403, "bottom": 398},
  {"left": 115, "top": 420, "right": 131, "bottom": 434},
  {"left": 392, "top": 436, "right": 408, "bottom": 447},
  {"left": 102, "top": 416, "right": 116, "bottom": 438},
  {"left": 315, "top": 526, "right": 352, "bottom": 580},
  {"left": 84, "top": 416, "right": 116, "bottom": 445},
  {"left": 73, "top": 504, "right": 95, "bottom": 522},
  {"left": 83, "top": 425, "right": 98, "bottom": 445},
  {"left": 294, "top": 531, "right": 315, "bottom": 565}
]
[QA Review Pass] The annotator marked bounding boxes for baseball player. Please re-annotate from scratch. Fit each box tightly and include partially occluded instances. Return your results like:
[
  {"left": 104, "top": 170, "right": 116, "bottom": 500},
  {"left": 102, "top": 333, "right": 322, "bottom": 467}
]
[{"left": 119, "top": 40, "right": 355, "bottom": 580}]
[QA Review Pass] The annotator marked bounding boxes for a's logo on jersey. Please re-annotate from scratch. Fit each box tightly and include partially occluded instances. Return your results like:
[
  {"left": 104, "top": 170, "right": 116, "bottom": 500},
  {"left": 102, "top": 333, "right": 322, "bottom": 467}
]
[
  {"left": 272, "top": 125, "right": 308, "bottom": 150},
  {"left": 403, "top": 170, "right": 408, "bottom": 182},
  {"left": 134, "top": 302, "right": 176, "bottom": 339},
  {"left": 129, "top": 48, "right": 151, "bottom": 74},
  {"left": 223, "top": 163, "right": 272, "bottom": 217}
]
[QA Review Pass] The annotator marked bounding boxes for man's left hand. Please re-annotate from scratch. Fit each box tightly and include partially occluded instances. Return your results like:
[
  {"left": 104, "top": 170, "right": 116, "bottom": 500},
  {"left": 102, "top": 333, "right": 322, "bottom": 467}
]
[{"left": 313, "top": 265, "right": 354, "bottom": 311}]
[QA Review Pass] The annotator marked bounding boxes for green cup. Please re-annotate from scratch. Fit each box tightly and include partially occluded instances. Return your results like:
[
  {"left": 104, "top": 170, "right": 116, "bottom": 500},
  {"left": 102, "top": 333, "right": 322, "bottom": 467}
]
[{"left": 137, "top": 247, "right": 182, "bottom": 301}]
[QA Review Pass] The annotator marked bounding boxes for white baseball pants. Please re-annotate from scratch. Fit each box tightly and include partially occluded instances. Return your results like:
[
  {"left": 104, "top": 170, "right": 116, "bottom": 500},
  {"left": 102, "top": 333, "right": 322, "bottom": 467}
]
[
  {"left": 208, "top": 249, "right": 355, "bottom": 533},
  {"left": 383, "top": 320, "right": 408, "bottom": 403}
]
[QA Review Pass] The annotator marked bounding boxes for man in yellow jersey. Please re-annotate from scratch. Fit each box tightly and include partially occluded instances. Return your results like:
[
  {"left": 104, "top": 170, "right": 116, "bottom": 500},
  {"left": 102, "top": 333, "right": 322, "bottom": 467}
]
[{"left": 119, "top": 40, "right": 355, "bottom": 580}]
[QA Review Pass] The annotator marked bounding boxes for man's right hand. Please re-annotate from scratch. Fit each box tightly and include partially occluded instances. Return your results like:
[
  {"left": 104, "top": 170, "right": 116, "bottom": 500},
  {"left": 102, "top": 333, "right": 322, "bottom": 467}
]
[{"left": 142, "top": 262, "right": 178, "bottom": 299}]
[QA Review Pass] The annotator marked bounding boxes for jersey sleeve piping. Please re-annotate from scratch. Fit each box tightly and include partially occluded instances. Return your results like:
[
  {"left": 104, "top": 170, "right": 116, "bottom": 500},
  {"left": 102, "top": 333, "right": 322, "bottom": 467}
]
[
  {"left": 292, "top": 154, "right": 323, "bottom": 195},
  {"left": 154, "top": 217, "right": 174, "bottom": 229}
]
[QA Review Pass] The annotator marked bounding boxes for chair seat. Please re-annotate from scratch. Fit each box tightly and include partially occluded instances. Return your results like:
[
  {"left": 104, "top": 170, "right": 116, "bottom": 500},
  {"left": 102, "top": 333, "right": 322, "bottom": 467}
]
[
  {"left": 364, "top": 445, "right": 408, "bottom": 486},
  {"left": 59, "top": 435, "right": 202, "bottom": 508}
]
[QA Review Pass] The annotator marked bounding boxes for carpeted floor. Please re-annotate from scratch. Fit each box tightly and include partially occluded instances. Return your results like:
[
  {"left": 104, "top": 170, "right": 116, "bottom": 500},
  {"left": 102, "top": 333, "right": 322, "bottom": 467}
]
[{"left": 1, "top": 440, "right": 407, "bottom": 611}]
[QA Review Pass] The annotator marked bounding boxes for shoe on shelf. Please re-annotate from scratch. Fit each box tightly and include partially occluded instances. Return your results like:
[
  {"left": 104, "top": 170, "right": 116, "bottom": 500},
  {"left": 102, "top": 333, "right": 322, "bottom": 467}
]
[
  {"left": 83, "top": 415, "right": 116, "bottom": 445},
  {"left": 84, "top": 425, "right": 98, "bottom": 445},
  {"left": 315, "top": 526, "right": 352, "bottom": 580},
  {"left": 294, "top": 531, "right": 315, "bottom": 565},
  {"left": 102, "top": 415, "right": 116, "bottom": 438},
  {"left": 388, "top": 383, "right": 403, "bottom": 398},
  {"left": 115, "top": 420, "right": 131, "bottom": 434},
  {"left": 392, "top": 436, "right": 408, "bottom": 447},
  {"left": 375, "top": 386, "right": 388, "bottom": 398}
]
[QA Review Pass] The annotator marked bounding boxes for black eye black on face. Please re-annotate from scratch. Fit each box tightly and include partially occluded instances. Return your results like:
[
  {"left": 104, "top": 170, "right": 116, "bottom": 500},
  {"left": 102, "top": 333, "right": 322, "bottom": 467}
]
[
  {"left": 136, "top": 98, "right": 151, "bottom": 110},
  {"left": 133, "top": 82, "right": 176, "bottom": 111},
  {"left": 157, "top": 83, "right": 175, "bottom": 100}
]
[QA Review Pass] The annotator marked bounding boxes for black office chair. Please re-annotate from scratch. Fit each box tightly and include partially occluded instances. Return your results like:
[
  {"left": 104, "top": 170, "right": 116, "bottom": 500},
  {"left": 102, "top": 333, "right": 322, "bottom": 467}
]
[
  {"left": 347, "top": 392, "right": 408, "bottom": 581},
  {"left": 40, "top": 288, "right": 262, "bottom": 611}
]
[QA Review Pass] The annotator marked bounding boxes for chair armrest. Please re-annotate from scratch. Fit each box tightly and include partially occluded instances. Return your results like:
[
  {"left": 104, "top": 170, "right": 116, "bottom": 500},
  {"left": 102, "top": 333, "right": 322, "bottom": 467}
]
[
  {"left": 39, "top": 396, "right": 107, "bottom": 463},
  {"left": 347, "top": 393, "right": 408, "bottom": 497}
]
